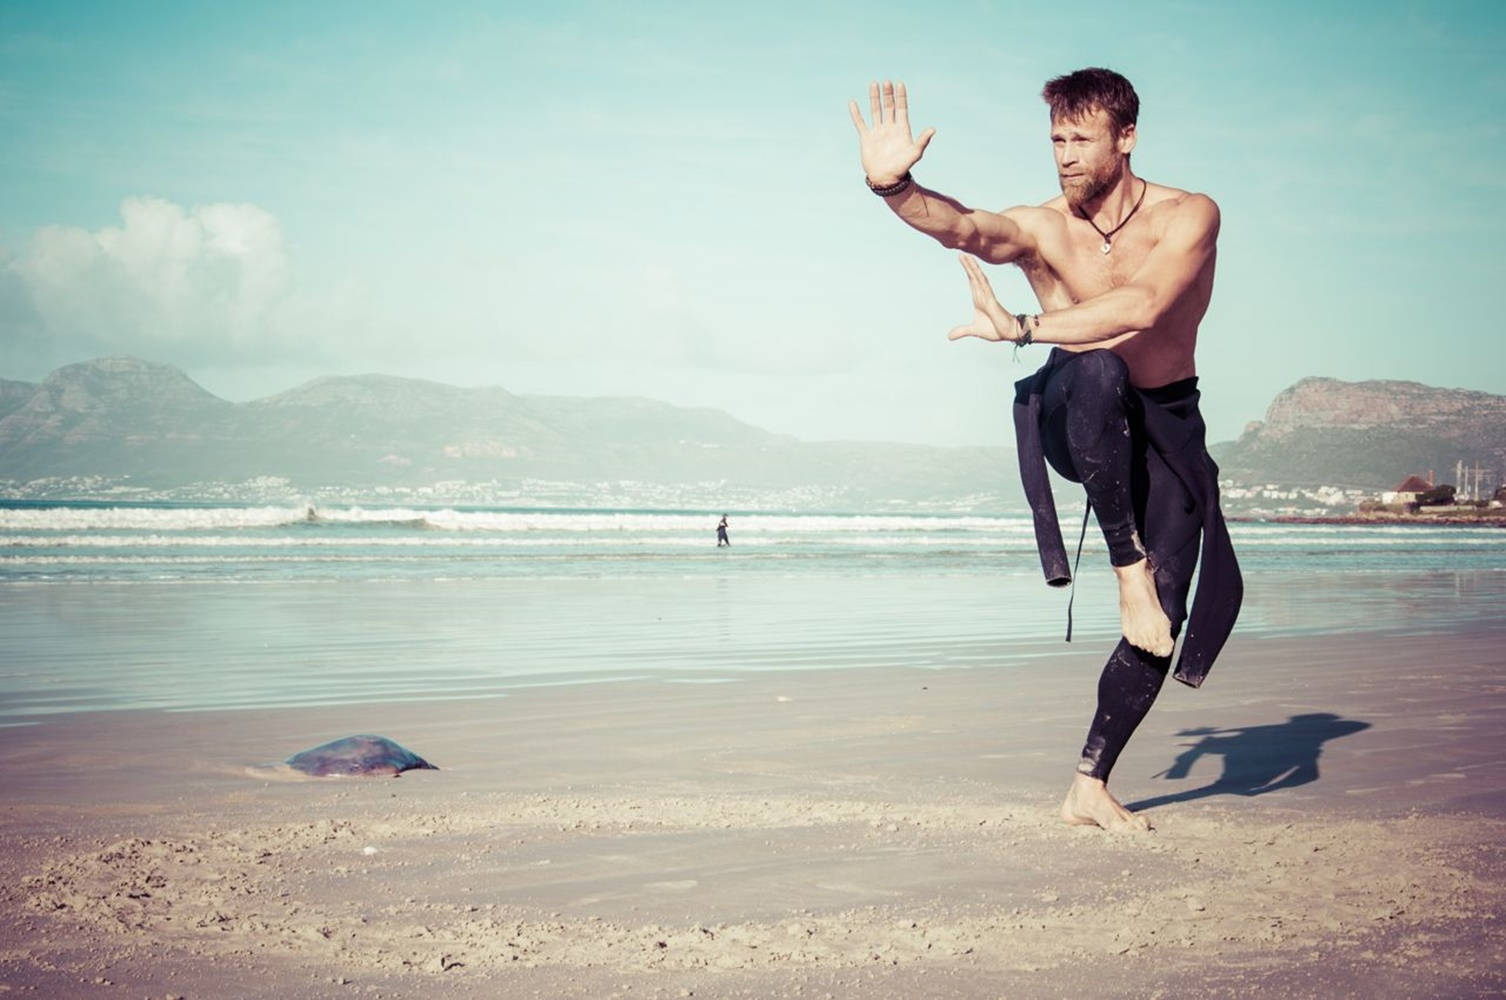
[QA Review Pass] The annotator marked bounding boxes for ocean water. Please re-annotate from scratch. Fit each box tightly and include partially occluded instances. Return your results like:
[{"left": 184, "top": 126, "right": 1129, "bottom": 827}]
[{"left": 2, "top": 501, "right": 1503, "bottom": 722}]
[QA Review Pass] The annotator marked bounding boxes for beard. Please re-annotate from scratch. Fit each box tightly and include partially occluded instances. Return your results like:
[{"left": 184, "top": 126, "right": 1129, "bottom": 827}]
[{"left": 1060, "top": 159, "right": 1123, "bottom": 210}]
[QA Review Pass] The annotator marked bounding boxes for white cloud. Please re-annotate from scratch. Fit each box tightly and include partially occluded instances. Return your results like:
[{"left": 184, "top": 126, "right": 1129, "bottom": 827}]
[
  {"left": 28, "top": 196, "right": 285, "bottom": 343},
  {"left": 4, "top": 196, "right": 304, "bottom": 365}
]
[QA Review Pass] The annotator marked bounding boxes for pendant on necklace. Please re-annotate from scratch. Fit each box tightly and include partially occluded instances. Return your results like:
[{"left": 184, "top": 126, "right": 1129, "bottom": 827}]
[{"left": 1101, "top": 241, "right": 1112, "bottom": 254}]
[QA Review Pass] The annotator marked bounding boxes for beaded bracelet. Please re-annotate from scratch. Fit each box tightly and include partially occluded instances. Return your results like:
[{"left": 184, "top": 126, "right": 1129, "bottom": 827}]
[{"left": 865, "top": 172, "right": 913, "bottom": 197}]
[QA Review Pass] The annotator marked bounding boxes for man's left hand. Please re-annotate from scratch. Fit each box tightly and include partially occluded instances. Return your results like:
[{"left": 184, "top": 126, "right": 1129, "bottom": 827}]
[{"left": 947, "top": 254, "right": 1024, "bottom": 343}]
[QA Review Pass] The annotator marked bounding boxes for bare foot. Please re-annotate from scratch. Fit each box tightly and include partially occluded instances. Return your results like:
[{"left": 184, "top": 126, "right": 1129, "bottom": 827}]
[
  {"left": 1060, "top": 774, "right": 1151, "bottom": 832},
  {"left": 1114, "top": 558, "right": 1174, "bottom": 656}
]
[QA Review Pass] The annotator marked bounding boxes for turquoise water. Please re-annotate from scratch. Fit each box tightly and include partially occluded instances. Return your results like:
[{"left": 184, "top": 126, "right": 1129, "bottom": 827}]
[{"left": 1, "top": 502, "right": 1503, "bottom": 723}]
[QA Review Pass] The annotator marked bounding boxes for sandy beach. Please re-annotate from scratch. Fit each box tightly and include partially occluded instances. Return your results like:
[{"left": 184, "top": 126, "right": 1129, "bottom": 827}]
[{"left": 3, "top": 616, "right": 1504, "bottom": 999}]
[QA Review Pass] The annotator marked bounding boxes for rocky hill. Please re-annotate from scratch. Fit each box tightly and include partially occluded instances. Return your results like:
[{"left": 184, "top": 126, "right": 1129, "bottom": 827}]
[
  {"left": 0, "top": 359, "right": 238, "bottom": 481},
  {"left": 0, "top": 378, "right": 37, "bottom": 421},
  {"left": 0, "top": 358, "right": 1009, "bottom": 507},
  {"left": 1212, "top": 377, "right": 1506, "bottom": 490}
]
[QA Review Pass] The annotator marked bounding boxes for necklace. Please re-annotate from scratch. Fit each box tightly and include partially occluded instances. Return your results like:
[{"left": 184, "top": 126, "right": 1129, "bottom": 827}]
[{"left": 1076, "top": 179, "right": 1147, "bottom": 254}]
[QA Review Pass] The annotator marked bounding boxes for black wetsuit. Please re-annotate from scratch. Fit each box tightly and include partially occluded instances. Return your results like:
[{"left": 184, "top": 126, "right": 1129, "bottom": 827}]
[{"left": 1014, "top": 348, "right": 1242, "bottom": 781}]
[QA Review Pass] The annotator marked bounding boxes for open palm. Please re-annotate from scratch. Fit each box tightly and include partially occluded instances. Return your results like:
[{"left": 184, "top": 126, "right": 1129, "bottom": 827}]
[
  {"left": 848, "top": 80, "right": 934, "bottom": 185},
  {"left": 948, "top": 254, "right": 1020, "bottom": 343}
]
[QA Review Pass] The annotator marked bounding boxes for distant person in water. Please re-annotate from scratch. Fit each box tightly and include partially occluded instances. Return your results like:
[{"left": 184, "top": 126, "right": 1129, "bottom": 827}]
[
  {"left": 850, "top": 68, "right": 1241, "bottom": 831},
  {"left": 716, "top": 515, "right": 730, "bottom": 547}
]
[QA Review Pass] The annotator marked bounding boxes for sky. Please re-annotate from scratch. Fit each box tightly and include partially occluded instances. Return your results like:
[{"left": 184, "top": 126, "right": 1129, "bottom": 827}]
[{"left": 1, "top": 0, "right": 1503, "bottom": 447}]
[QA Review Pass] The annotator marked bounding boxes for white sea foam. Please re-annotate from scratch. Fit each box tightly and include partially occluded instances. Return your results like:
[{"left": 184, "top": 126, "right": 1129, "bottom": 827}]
[
  {"left": 0, "top": 505, "right": 1032, "bottom": 535},
  {"left": 0, "top": 532, "right": 1046, "bottom": 551},
  {"left": 4, "top": 528, "right": 1498, "bottom": 552},
  {"left": 0, "top": 505, "right": 308, "bottom": 531}
]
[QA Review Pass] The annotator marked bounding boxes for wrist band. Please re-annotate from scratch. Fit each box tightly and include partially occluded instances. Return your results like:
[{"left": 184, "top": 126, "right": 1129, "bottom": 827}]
[
  {"left": 1014, "top": 313, "right": 1037, "bottom": 347},
  {"left": 865, "top": 172, "right": 913, "bottom": 197}
]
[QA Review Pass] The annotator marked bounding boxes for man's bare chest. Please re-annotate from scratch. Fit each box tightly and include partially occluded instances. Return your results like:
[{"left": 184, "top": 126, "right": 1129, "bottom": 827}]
[{"left": 1018, "top": 226, "right": 1156, "bottom": 305}]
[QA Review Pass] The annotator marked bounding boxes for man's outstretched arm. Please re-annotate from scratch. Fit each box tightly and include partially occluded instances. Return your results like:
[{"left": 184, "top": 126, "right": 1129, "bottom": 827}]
[
  {"left": 850, "top": 80, "right": 1036, "bottom": 265},
  {"left": 949, "top": 194, "right": 1220, "bottom": 344}
]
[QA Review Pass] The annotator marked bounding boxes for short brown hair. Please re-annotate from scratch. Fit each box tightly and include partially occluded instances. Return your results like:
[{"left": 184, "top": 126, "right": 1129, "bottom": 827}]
[{"left": 1041, "top": 68, "right": 1139, "bottom": 133}]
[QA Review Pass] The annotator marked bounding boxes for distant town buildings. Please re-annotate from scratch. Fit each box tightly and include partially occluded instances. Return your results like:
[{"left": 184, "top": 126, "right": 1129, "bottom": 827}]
[{"left": 1220, "top": 467, "right": 1505, "bottom": 521}]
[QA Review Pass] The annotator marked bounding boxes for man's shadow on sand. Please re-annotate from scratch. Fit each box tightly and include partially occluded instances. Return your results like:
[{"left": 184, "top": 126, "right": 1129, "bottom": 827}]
[{"left": 1126, "top": 712, "right": 1371, "bottom": 813}]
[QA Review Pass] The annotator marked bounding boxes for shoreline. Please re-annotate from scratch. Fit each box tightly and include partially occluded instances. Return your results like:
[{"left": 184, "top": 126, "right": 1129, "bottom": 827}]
[
  {"left": 1232, "top": 511, "right": 1506, "bottom": 527},
  {"left": 4, "top": 625, "right": 1505, "bottom": 997}
]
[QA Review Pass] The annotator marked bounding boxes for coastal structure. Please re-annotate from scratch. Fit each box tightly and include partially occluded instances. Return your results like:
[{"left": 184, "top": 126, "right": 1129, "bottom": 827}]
[
  {"left": 1380, "top": 474, "right": 1457, "bottom": 509},
  {"left": 1385, "top": 474, "right": 1435, "bottom": 506},
  {"left": 1350, "top": 471, "right": 1506, "bottom": 523}
]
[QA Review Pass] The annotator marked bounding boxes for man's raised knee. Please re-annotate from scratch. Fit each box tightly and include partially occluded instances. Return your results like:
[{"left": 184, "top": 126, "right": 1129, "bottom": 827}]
[{"left": 1073, "top": 348, "right": 1131, "bottom": 393}]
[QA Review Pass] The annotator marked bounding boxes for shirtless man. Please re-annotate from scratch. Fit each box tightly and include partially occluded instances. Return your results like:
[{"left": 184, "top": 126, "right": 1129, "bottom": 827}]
[{"left": 849, "top": 69, "right": 1240, "bottom": 831}]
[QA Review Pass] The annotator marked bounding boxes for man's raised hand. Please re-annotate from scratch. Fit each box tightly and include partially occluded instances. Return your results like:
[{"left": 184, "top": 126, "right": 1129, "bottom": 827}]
[
  {"left": 948, "top": 254, "right": 1024, "bottom": 343},
  {"left": 849, "top": 80, "right": 935, "bottom": 187}
]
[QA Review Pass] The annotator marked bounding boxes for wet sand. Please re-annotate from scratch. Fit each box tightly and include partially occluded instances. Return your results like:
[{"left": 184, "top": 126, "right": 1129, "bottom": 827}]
[{"left": 3, "top": 624, "right": 1505, "bottom": 998}]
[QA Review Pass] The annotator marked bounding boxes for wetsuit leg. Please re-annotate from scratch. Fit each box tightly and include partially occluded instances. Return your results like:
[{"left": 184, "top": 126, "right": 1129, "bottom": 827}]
[
  {"left": 1074, "top": 378, "right": 1205, "bottom": 781},
  {"left": 1038, "top": 350, "right": 1147, "bottom": 567},
  {"left": 1076, "top": 500, "right": 1197, "bottom": 781},
  {"left": 1078, "top": 639, "right": 1171, "bottom": 779}
]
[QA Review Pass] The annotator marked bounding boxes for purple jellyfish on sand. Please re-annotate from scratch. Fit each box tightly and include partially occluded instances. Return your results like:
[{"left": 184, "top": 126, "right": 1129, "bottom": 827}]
[{"left": 285, "top": 735, "right": 437, "bottom": 777}]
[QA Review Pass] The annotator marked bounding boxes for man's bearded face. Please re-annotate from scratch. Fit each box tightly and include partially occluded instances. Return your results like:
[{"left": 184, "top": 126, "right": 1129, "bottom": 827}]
[{"left": 1052, "top": 108, "right": 1129, "bottom": 209}]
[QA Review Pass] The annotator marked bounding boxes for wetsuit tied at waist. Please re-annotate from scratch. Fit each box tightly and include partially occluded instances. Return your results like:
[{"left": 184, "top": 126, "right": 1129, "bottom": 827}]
[{"left": 1012, "top": 348, "right": 1242, "bottom": 688}]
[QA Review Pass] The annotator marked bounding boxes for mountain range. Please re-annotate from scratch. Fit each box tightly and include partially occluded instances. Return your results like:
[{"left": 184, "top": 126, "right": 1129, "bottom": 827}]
[
  {"left": 2, "top": 358, "right": 1502, "bottom": 507},
  {"left": 1211, "top": 377, "right": 1506, "bottom": 490},
  {"left": 0, "top": 358, "right": 1008, "bottom": 508}
]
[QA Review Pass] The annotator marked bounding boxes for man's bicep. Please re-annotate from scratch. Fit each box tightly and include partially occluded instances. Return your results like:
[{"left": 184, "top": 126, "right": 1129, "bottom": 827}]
[{"left": 968, "top": 206, "right": 1038, "bottom": 264}]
